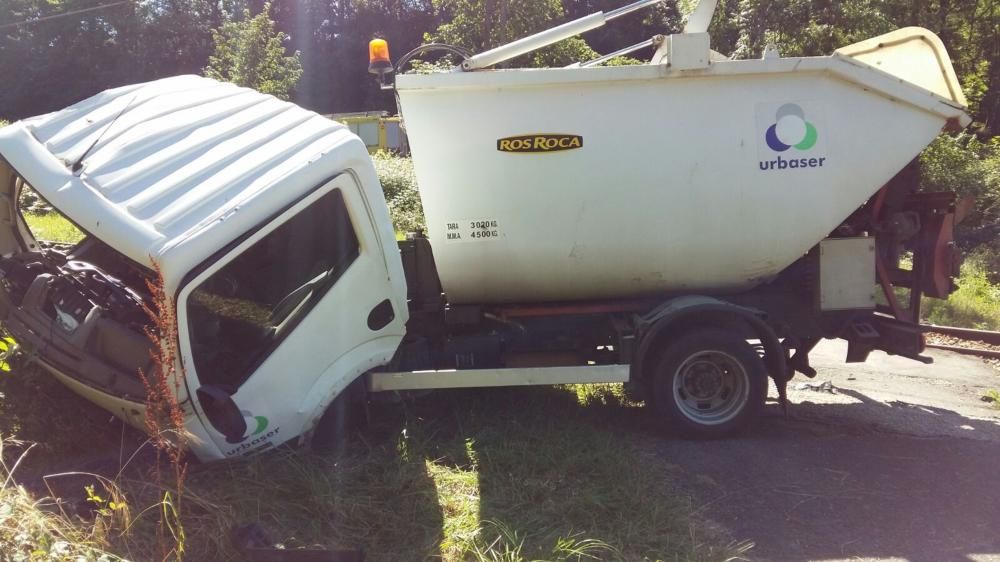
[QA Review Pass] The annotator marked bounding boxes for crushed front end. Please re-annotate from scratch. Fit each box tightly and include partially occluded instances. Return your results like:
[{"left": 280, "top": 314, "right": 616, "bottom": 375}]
[{"left": 0, "top": 160, "right": 155, "bottom": 425}]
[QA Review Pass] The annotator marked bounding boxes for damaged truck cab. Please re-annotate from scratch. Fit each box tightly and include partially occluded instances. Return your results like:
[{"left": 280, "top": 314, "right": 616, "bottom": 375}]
[{"left": 0, "top": 76, "right": 408, "bottom": 460}]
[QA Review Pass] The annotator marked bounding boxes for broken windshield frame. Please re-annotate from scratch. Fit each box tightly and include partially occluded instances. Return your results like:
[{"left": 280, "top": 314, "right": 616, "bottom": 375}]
[{"left": 184, "top": 185, "right": 361, "bottom": 391}]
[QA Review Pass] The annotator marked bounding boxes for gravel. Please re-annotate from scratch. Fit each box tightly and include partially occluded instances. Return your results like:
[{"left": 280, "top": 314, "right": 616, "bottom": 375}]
[{"left": 926, "top": 332, "right": 1000, "bottom": 372}]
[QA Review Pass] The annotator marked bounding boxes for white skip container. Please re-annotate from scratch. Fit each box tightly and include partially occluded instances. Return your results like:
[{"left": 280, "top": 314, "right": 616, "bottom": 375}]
[{"left": 395, "top": 22, "right": 970, "bottom": 305}]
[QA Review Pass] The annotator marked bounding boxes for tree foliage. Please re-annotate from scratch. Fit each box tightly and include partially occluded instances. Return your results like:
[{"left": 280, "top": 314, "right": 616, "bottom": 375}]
[
  {"left": 3, "top": 0, "right": 996, "bottom": 130},
  {"left": 920, "top": 134, "right": 1000, "bottom": 277},
  {"left": 427, "top": 0, "right": 597, "bottom": 66},
  {"left": 0, "top": 0, "right": 222, "bottom": 120},
  {"left": 204, "top": 3, "right": 303, "bottom": 100},
  {"left": 373, "top": 151, "right": 426, "bottom": 233},
  {"left": 708, "top": 0, "right": 1000, "bottom": 135}
]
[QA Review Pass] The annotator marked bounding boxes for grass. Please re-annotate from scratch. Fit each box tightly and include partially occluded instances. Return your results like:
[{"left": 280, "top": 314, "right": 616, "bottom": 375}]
[
  {"left": 0, "top": 367, "right": 130, "bottom": 561},
  {"left": 984, "top": 389, "right": 1000, "bottom": 410},
  {"left": 0, "top": 462, "right": 125, "bottom": 562},
  {"left": 120, "top": 387, "right": 745, "bottom": 560},
  {"left": 23, "top": 212, "right": 85, "bottom": 245},
  {"left": 921, "top": 259, "right": 1000, "bottom": 330},
  {"left": 0, "top": 365, "right": 748, "bottom": 562}
]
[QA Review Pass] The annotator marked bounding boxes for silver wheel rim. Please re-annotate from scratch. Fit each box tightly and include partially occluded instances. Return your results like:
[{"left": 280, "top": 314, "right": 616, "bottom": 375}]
[{"left": 671, "top": 350, "right": 750, "bottom": 426}]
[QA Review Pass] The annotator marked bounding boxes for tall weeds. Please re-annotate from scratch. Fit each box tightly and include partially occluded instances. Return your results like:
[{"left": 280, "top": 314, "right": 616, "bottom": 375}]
[{"left": 138, "top": 262, "right": 188, "bottom": 561}]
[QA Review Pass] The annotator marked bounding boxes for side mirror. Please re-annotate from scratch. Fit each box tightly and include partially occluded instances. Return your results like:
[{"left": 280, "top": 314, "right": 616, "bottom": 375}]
[{"left": 196, "top": 385, "right": 248, "bottom": 444}]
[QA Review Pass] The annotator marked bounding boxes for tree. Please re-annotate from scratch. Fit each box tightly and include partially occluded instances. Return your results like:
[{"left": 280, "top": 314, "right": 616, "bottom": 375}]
[
  {"left": 0, "top": 0, "right": 143, "bottom": 119},
  {"left": 715, "top": 0, "right": 999, "bottom": 134},
  {"left": 204, "top": 3, "right": 302, "bottom": 100},
  {"left": 0, "top": 0, "right": 227, "bottom": 120},
  {"left": 269, "top": 0, "right": 438, "bottom": 115},
  {"left": 427, "top": 0, "right": 599, "bottom": 67}
]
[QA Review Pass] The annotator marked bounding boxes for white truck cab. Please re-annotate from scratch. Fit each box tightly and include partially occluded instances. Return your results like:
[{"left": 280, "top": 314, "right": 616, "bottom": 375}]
[{"left": 0, "top": 76, "right": 408, "bottom": 461}]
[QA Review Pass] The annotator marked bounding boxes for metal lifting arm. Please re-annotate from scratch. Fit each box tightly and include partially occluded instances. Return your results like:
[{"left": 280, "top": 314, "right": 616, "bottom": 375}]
[
  {"left": 683, "top": 0, "right": 718, "bottom": 33},
  {"left": 571, "top": 36, "right": 664, "bottom": 68}
]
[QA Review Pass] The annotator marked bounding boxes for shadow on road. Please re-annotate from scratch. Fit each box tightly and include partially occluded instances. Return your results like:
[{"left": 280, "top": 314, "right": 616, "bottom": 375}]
[{"left": 652, "top": 390, "right": 1000, "bottom": 562}]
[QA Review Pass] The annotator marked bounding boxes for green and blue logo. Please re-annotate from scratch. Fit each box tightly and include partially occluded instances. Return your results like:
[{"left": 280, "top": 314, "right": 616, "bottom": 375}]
[
  {"left": 225, "top": 410, "right": 269, "bottom": 444},
  {"left": 758, "top": 102, "right": 827, "bottom": 172},
  {"left": 224, "top": 409, "right": 281, "bottom": 457},
  {"left": 765, "top": 103, "right": 818, "bottom": 152}
]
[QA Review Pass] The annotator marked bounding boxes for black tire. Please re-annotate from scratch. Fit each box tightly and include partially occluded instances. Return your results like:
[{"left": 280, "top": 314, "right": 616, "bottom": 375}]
[{"left": 650, "top": 329, "right": 767, "bottom": 438}]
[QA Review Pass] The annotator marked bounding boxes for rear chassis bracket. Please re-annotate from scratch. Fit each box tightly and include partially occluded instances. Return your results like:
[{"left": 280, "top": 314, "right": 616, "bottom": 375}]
[{"left": 846, "top": 183, "right": 962, "bottom": 363}]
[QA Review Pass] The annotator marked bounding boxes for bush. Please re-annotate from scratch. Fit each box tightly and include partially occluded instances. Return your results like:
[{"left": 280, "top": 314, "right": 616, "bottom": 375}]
[
  {"left": 372, "top": 151, "right": 426, "bottom": 234},
  {"left": 920, "top": 134, "right": 1000, "bottom": 282},
  {"left": 922, "top": 258, "right": 1000, "bottom": 330},
  {"left": 920, "top": 134, "right": 1000, "bottom": 204}
]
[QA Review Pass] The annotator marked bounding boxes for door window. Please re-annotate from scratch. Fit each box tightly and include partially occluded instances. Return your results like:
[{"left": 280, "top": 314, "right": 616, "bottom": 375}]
[{"left": 187, "top": 188, "right": 360, "bottom": 390}]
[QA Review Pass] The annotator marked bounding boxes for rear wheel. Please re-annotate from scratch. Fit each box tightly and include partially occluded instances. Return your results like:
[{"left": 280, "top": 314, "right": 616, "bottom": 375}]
[{"left": 650, "top": 329, "right": 766, "bottom": 438}]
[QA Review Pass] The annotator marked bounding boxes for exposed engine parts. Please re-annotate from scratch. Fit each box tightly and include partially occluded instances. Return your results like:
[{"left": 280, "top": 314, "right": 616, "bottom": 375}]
[
  {"left": 0, "top": 241, "right": 154, "bottom": 400},
  {"left": 0, "top": 245, "right": 150, "bottom": 332}
]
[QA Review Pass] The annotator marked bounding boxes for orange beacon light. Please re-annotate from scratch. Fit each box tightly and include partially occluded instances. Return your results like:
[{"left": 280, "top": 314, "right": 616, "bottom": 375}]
[{"left": 369, "top": 39, "right": 393, "bottom": 75}]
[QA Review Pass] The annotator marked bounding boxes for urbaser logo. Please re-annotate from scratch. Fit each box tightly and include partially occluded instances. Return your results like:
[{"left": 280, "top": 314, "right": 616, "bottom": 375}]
[
  {"left": 755, "top": 101, "right": 829, "bottom": 172},
  {"left": 226, "top": 410, "right": 269, "bottom": 444},
  {"left": 497, "top": 134, "right": 583, "bottom": 153}
]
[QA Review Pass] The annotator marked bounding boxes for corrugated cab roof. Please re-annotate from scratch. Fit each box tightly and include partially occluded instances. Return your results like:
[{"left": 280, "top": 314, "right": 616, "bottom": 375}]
[{"left": 0, "top": 75, "right": 368, "bottom": 282}]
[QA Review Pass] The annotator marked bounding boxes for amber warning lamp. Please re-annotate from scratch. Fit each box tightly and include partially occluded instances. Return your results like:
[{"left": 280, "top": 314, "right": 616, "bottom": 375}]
[{"left": 369, "top": 38, "right": 394, "bottom": 89}]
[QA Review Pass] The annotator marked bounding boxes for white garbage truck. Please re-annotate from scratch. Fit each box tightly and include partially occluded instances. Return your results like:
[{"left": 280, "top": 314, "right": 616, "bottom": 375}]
[{"left": 0, "top": 0, "right": 972, "bottom": 461}]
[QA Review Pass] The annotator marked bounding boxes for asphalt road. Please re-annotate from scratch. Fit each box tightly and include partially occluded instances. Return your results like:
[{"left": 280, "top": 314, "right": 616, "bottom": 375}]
[{"left": 652, "top": 340, "right": 1000, "bottom": 562}]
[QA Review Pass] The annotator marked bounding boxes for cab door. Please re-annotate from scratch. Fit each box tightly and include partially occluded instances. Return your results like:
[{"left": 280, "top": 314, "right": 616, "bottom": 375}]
[{"left": 175, "top": 173, "right": 404, "bottom": 458}]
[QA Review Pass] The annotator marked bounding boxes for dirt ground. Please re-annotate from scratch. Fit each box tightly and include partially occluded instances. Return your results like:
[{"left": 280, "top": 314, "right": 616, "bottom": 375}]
[{"left": 652, "top": 340, "right": 1000, "bottom": 562}]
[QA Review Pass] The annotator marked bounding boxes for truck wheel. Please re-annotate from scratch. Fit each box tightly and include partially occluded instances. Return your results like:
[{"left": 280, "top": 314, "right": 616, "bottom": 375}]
[{"left": 650, "top": 329, "right": 766, "bottom": 438}]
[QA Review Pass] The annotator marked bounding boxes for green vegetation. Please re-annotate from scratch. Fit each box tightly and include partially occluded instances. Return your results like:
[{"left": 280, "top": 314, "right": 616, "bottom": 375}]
[
  {"left": 3, "top": 2, "right": 1000, "bottom": 559},
  {"left": 0, "top": 368, "right": 744, "bottom": 561},
  {"left": 0, "top": 365, "right": 133, "bottom": 561},
  {"left": 204, "top": 3, "right": 303, "bottom": 100},
  {"left": 920, "top": 134, "right": 1000, "bottom": 284},
  {"left": 23, "top": 212, "right": 85, "bottom": 245},
  {"left": 0, "top": 467, "right": 124, "bottom": 561},
  {"left": 427, "top": 0, "right": 598, "bottom": 67},
  {"left": 710, "top": 0, "right": 999, "bottom": 137},
  {"left": 7, "top": 0, "right": 991, "bottom": 130},
  {"left": 372, "top": 151, "right": 426, "bottom": 233},
  {"left": 923, "top": 260, "right": 1000, "bottom": 330}
]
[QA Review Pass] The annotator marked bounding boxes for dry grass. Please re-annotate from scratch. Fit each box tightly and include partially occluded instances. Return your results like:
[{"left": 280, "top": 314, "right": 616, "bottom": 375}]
[{"left": 0, "top": 439, "right": 127, "bottom": 561}]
